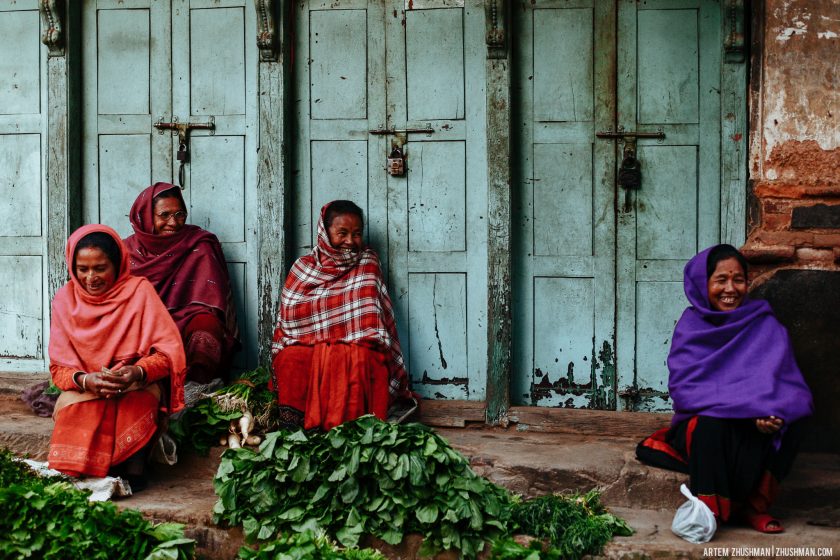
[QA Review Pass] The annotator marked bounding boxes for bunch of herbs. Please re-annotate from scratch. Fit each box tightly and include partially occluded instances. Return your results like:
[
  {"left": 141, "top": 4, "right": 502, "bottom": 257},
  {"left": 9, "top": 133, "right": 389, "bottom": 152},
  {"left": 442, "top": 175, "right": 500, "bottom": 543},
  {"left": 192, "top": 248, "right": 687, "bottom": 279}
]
[
  {"left": 507, "top": 491, "right": 633, "bottom": 560},
  {"left": 214, "top": 415, "right": 512, "bottom": 558}
]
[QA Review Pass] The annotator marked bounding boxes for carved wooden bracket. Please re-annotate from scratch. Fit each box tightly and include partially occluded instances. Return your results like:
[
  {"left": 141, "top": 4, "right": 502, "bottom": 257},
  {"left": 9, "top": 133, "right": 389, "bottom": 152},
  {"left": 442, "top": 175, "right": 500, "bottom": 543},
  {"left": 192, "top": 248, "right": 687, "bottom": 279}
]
[
  {"left": 724, "top": 0, "right": 746, "bottom": 63},
  {"left": 40, "top": 0, "right": 64, "bottom": 57},
  {"left": 255, "top": 0, "right": 278, "bottom": 62},
  {"left": 485, "top": 0, "right": 507, "bottom": 60}
]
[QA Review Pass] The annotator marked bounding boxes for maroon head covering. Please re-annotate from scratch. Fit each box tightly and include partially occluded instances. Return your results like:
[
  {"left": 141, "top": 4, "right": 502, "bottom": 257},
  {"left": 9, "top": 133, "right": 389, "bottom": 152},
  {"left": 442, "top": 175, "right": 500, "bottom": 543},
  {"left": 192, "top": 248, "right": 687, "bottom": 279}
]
[{"left": 123, "top": 183, "right": 239, "bottom": 353}]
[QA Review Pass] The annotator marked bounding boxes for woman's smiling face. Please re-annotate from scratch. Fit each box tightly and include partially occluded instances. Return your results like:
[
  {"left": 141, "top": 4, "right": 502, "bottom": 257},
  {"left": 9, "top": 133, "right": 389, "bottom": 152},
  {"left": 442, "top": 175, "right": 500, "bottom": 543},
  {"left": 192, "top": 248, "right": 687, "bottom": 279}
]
[
  {"left": 707, "top": 256, "right": 747, "bottom": 311},
  {"left": 153, "top": 196, "right": 188, "bottom": 235},
  {"left": 75, "top": 247, "right": 117, "bottom": 296},
  {"left": 327, "top": 213, "right": 364, "bottom": 253}
]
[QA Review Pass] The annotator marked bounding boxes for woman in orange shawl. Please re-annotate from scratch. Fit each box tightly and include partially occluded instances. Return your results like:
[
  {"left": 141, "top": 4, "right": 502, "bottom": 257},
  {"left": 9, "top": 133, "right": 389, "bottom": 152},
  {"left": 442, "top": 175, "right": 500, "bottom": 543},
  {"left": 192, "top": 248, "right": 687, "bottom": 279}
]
[{"left": 48, "top": 225, "right": 186, "bottom": 490}]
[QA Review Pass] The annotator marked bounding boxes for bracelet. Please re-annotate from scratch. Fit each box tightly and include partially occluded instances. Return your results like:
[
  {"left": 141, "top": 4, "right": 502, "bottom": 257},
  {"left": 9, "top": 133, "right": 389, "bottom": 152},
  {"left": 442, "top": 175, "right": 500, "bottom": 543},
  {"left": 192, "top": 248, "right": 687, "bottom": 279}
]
[
  {"left": 138, "top": 366, "right": 147, "bottom": 383},
  {"left": 72, "top": 371, "right": 85, "bottom": 392},
  {"left": 82, "top": 374, "right": 89, "bottom": 392}
]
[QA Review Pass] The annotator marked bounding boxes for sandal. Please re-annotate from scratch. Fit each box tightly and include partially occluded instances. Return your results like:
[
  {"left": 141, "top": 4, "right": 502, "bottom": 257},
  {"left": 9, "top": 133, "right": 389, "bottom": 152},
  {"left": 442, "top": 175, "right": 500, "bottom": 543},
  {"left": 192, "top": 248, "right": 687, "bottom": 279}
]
[{"left": 745, "top": 511, "right": 784, "bottom": 533}]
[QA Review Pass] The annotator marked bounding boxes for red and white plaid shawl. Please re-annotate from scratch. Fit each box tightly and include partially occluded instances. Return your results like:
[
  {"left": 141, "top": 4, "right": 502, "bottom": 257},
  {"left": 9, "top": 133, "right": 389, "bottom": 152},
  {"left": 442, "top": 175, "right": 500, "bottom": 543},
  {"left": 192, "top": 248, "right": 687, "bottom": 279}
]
[{"left": 271, "top": 203, "right": 410, "bottom": 398}]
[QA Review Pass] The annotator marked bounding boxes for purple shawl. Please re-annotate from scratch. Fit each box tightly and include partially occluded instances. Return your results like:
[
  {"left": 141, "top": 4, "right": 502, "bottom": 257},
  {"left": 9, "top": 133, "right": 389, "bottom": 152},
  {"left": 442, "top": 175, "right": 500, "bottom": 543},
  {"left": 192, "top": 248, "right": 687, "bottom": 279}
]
[{"left": 668, "top": 246, "right": 813, "bottom": 429}]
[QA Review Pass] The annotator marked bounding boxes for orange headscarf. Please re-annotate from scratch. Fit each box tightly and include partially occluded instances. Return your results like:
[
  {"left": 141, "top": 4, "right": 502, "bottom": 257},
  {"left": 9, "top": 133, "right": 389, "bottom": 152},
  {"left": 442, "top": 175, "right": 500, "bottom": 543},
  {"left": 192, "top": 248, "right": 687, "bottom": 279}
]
[{"left": 48, "top": 224, "right": 187, "bottom": 412}]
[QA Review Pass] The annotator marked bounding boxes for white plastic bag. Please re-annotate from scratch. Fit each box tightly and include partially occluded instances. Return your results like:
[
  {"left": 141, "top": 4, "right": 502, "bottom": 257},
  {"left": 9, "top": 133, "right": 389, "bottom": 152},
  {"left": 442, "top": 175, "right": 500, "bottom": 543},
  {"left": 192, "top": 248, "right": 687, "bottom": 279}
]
[{"left": 671, "top": 483, "right": 717, "bottom": 543}]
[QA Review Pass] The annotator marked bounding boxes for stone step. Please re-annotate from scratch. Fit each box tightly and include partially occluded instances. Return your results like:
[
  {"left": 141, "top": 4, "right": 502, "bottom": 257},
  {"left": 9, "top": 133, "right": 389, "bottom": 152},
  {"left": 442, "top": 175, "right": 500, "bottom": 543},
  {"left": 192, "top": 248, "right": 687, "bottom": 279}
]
[{"left": 3, "top": 384, "right": 839, "bottom": 559}]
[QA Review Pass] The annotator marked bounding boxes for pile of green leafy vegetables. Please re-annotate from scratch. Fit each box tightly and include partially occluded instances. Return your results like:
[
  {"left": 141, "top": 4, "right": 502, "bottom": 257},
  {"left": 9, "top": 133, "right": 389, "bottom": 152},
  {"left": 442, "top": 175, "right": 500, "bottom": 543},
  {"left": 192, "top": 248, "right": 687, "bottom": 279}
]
[
  {"left": 170, "top": 367, "right": 277, "bottom": 455},
  {"left": 214, "top": 416, "right": 512, "bottom": 558},
  {"left": 0, "top": 448, "right": 195, "bottom": 560},
  {"left": 215, "top": 416, "right": 634, "bottom": 559},
  {"left": 238, "top": 530, "right": 386, "bottom": 560},
  {"left": 505, "top": 491, "right": 634, "bottom": 560}
]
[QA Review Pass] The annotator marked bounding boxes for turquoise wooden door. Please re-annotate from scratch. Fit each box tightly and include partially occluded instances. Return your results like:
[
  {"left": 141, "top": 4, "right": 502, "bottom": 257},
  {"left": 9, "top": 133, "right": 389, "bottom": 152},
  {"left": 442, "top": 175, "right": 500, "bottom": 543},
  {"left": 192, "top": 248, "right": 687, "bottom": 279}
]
[
  {"left": 292, "top": 1, "right": 488, "bottom": 400},
  {"left": 0, "top": 1, "right": 49, "bottom": 371},
  {"left": 81, "top": 0, "right": 259, "bottom": 368},
  {"left": 513, "top": 0, "right": 723, "bottom": 411}
]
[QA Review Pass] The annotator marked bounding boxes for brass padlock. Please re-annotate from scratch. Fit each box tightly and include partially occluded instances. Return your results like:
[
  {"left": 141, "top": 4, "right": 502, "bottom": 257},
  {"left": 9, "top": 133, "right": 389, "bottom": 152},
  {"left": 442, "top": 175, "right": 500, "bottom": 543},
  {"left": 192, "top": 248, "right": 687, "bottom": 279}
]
[{"left": 387, "top": 147, "right": 405, "bottom": 177}]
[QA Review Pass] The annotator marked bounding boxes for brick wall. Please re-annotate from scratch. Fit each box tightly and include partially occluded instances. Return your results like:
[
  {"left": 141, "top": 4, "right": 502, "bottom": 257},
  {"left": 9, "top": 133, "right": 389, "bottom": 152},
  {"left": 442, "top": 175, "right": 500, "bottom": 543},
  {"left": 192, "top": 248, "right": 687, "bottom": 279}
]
[
  {"left": 746, "top": 0, "right": 840, "bottom": 451},
  {"left": 745, "top": 0, "right": 840, "bottom": 275}
]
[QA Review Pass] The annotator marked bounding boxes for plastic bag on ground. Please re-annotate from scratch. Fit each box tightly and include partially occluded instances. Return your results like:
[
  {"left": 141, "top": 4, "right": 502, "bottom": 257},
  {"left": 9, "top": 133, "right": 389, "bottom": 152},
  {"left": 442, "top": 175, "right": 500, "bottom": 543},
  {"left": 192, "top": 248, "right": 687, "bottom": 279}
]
[{"left": 671, "top": 483, "right": 717, "bottom": 543}]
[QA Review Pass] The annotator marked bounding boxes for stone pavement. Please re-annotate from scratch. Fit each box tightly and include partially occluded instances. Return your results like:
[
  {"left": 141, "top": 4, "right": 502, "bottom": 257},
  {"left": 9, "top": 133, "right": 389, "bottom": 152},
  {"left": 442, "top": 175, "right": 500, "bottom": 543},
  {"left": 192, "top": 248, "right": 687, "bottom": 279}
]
[{"left": 2, "top": 374, "right": 838, "bottom": 560}]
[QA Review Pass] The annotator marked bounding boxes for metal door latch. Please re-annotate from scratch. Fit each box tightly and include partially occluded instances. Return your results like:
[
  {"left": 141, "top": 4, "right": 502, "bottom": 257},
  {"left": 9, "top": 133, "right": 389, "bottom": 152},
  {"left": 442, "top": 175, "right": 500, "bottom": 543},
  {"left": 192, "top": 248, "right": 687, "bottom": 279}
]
[{"left": 154, "top": 116, "right": 216, "bottom": 187}]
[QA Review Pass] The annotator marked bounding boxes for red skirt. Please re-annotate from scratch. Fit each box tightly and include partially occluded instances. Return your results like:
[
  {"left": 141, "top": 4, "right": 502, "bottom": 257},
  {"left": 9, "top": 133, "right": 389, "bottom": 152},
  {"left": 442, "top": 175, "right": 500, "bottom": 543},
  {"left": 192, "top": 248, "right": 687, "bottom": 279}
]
[
  {"left": 48, "top": 389, "right": 159, "bottom": 478},
  {"left": 272, "top": 342, "right": 390, "bottom": 431}
]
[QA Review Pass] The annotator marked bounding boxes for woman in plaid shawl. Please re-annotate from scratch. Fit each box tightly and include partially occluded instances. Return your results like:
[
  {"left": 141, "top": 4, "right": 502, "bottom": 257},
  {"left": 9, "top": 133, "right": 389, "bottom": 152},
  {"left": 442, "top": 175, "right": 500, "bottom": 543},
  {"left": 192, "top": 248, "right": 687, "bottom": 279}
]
[{"left": 271, "top": 201, "right": 413, "bottom": 430}]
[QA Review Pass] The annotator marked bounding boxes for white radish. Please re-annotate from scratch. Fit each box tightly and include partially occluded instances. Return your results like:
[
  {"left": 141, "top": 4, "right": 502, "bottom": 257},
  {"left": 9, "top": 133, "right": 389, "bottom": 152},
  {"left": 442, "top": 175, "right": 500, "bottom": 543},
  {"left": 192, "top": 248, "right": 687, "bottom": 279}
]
[
  {"left": 244, "top": 435, "right": 262, "bottom": 446},
  {"left": 227, "top": 433, "right": 242, "bottom": 449},
  {"left": 239, "top": 411, "right": 254, "bottom": 441}
]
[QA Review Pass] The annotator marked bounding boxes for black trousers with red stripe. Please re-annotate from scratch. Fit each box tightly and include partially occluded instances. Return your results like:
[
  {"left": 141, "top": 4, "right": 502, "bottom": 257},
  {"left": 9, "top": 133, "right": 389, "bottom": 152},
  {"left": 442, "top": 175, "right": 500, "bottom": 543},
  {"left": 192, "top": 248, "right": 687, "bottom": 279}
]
[{"left": 636, "top": 416, "right": 804, "bottom": 521}]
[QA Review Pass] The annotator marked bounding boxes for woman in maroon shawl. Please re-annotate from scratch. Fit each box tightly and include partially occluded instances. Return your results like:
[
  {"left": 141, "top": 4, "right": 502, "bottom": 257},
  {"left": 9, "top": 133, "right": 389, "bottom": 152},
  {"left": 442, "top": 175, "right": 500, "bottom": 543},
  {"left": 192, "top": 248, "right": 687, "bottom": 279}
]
[
  {"left": 636, "top": 244, "right": 813, "bottom": 533},
  {"left": 123, "top": 182, "right": 239, "bottom": 383}
]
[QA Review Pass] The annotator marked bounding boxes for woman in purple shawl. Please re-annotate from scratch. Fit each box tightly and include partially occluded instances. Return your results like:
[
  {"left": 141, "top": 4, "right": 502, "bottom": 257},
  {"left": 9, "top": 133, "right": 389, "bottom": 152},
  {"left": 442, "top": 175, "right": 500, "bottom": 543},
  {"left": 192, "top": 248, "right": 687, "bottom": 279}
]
[
  {"left": 123, "top": 183, "right": 240, "bottom": 383},
  {"left": 636, "top": 244, "right": 813, "bottom": 533}
]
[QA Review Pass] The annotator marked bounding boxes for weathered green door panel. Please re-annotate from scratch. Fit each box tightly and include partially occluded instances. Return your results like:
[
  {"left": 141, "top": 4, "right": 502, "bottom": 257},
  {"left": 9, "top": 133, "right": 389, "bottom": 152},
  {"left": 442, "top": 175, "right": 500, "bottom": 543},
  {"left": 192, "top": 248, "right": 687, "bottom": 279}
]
[
  {"left": 0, "top": 3, "right": 48, "bottom": 371},
  {"left": 82, "top": 0, "right": 259, "bottom": 369},
  {"left": 0, "top": 8, "right": 41, "bottom": 114},
  {"left": 635, "top": 145, "right": 699, "bottom": 260},
  {"left": 533, "top": 143, "right": 593, "bottom": 257},
  {"left": 615, "top": 0, "right": 721, "bottom": 412},
  {"left": 514, "top": 0, "right": 728, "bottom": 411},
  {"left": 408, "top": 273, "right": 469, "bottom": 397},
  {"left": 533, "top": 8, "right": 594, "bottom": 123},
  {"left": 187, "top": 7, "right": 247, "bottom": 116},
  {"left": 512, "top": 1, "right": 617, "bottom": 409},
  {"left": 0, "top": 256, "right": 43, "bottom": 360},
  {"left": 310, "top": 9, "right": 369, "bottom": 120},
  {"left": 293, "top": 1, "right": 487, "bottom": 400},
  {"left": 407, "top": 141, "right": 467, "bottom": 253},
  {"left": 636, "top": 10, "right": 700, "bottom": 124},
  {"left": 405, "top": 8, "right": 466, "bottom": 121}
]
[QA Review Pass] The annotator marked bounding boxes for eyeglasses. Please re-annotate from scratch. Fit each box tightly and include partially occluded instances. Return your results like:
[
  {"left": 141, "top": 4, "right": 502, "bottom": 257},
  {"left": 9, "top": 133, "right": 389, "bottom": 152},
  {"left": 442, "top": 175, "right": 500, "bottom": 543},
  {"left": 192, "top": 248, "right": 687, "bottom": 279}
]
[{"left": 155, "top": 210, "right": 188, "bottom": 222}]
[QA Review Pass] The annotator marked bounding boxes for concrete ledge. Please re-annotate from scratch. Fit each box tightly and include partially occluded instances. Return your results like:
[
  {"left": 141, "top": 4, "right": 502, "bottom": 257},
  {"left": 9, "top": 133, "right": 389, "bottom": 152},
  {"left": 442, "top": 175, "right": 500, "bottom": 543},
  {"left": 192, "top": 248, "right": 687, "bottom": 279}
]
[{"left": 2, "top": 395, "right": 838, "bottom": 559}]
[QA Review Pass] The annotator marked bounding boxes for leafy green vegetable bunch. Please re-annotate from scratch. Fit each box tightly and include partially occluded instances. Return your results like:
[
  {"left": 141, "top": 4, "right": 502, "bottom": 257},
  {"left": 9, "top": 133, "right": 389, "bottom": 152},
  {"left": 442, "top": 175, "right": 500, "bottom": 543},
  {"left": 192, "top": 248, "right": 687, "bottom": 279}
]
[
  {"left": 238, "top": 530, "right": 386, "bottom": 560},
  {"left": 170, "top": 367, "right": 277, "bottom": 455},
  {"left": 0, "top": 448, "right": 195, "bottom": 560},
  {"left": 214, "top": 416, "right": 512, "bottom": 558},
  {"left": 507, "top": 491, "right": 633, "bottom": 560},
  {"left": 0, "top": 448, "right": 52, "bottom": 487},
  {"left": 489, "top": 538, "right": 563, "bottom": 560}
]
